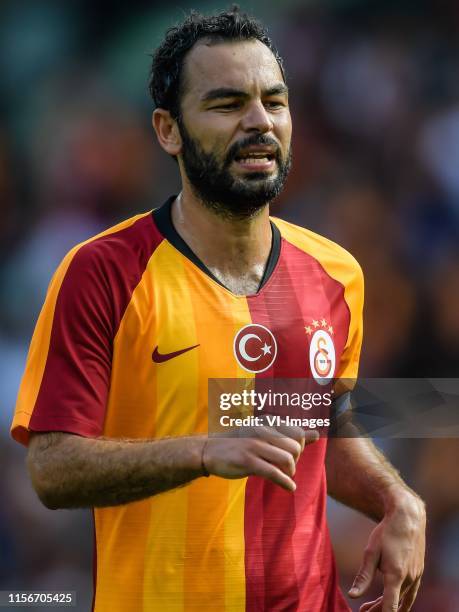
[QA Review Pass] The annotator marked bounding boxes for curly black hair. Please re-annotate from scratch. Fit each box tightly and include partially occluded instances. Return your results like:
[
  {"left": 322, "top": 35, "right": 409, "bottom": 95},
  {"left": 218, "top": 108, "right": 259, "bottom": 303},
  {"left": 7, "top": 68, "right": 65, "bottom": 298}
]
[{"left": 149, "top": 5, "right": 285, "bottom": 120}]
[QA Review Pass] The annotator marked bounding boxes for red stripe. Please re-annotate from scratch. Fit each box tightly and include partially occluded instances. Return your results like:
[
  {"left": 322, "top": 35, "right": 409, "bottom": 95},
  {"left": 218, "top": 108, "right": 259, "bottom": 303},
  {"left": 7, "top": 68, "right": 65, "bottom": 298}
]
[
  {"left": 30, "top": 214, "right": 163, "bottom": 437},
  {"left": 245, "top": 240, "right": 303, "bottom": 611},
  {"left": 244, "top": 239, "right": 351, "bottom": 611}
]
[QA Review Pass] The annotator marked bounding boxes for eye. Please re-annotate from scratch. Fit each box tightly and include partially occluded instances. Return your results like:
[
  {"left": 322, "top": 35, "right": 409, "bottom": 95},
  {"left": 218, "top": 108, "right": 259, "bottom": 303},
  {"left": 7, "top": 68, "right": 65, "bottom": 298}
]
[
  {"left": 264, "top": 100, "right": 286, "bottom": 110},
  {"left": 212, "top": 102, "right": 241, "bottom": 111}
]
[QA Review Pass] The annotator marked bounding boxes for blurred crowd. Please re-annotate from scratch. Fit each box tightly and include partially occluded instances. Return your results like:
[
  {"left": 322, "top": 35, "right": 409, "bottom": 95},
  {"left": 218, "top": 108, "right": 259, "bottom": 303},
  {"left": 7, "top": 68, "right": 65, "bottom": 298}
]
[{"left": 1, "top": 1, "right": 458, "bottom": 609}]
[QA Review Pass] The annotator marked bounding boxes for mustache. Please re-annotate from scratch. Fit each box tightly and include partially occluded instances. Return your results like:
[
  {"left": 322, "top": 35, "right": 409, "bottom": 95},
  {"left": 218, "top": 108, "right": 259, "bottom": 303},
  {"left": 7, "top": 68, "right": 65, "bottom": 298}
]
[{"left": 225, "top": 135, "right": 282, "bottom": 166}]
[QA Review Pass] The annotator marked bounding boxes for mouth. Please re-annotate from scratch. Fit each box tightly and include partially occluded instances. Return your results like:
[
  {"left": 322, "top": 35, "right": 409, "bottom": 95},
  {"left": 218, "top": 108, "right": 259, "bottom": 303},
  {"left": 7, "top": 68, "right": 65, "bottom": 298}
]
[{"left": 233, "top": 149, "right": 277, "bottom": 172}]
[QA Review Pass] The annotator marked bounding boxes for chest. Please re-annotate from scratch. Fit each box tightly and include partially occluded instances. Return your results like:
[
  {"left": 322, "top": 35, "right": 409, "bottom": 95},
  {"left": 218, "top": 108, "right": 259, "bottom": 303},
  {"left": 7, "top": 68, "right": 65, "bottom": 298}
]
[
  {"left": 113, "top": 248, "right": 349, "bottom": 380},
  {"left": 105, "top": 248, "right": 350, "bottom": 437}
]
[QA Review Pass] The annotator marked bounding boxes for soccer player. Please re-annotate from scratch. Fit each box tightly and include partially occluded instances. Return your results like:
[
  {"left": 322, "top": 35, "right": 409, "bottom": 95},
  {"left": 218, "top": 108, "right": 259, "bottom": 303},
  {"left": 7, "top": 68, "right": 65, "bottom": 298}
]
[{"left": 11, "top": 8, "right": 425, "bottom": 612}]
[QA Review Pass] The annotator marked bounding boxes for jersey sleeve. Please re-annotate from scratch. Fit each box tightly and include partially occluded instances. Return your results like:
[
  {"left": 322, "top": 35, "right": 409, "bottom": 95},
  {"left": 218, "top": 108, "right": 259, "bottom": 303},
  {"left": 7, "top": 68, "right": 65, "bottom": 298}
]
[
  {"left": 330, "top": 261, "right": 364, "bottom": 423},
  {"left": 10, "top": 212, "right": 163, "bottom": 446},
  {"left": 330, "top": 257, "right": 364, "bottom": 423},
  {"left": 336, "top": 260, "right": 364, "bottom": 381},
  {"left": 11, "top": 242, "right": 117, "bottom": 445}
]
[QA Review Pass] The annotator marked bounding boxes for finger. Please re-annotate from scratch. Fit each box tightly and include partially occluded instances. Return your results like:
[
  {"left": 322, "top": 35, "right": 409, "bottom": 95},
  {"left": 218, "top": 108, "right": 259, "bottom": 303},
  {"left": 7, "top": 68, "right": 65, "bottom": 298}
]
[
  {"left": 365, "top": 603, "right": 383, "bottom": 612},
  {"left": 299, "top": 428, "right": 320, "bottom": 449},
  {"left": 303, "top": 429, "right": 320, "bottom": 444},
  {"left": 359, "top": 597, "right": 382, "bottom": 612},
  {"left": 255, "top": 440, "right": 297, "bottom": 477},
  {"left": 274, "top": 422, "right": 319, "bottom": 449},
  {"left": 381, "top": 576, "right": 402, "bottom": 612},
  {"left": 349, "top": 547, "right": 380, "bottom": 598},
  {"left": 359, "top": 595, "right": 382, "bottom": 612},
  {"left": 399, "top": 578, "right": 421, "bottom": 612},
  {"left": 253, "top": 426, "right": 303, "bottom": 462},
  {"left": 268, "top": 435, "right": 304, "bottom": 463},
  {"left": 365, "top": 581, "right": 408, "bottom": 612},
  {"left": 249, "top": 456, "right": 296, "bottom": 491}
]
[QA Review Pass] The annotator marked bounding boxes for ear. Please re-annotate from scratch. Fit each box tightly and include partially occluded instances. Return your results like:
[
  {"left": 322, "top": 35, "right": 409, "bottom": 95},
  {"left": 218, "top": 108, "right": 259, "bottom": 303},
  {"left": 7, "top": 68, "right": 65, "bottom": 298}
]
[{"left": 152, "top": 109, "right": 182, "bottom": 156}]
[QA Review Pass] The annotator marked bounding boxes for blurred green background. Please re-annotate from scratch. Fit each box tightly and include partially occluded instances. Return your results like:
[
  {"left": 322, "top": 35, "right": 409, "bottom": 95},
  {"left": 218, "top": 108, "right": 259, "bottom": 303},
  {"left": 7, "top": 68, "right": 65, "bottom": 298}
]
[{"left": 1, "top": 1, "right": 459, "bottom": 610}]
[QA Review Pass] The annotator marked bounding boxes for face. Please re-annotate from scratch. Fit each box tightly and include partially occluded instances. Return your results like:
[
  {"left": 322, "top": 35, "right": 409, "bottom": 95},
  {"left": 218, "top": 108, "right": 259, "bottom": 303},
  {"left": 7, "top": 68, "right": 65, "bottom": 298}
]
[{"left": 177, "top": 39, "right": 292, "bottom": 218}]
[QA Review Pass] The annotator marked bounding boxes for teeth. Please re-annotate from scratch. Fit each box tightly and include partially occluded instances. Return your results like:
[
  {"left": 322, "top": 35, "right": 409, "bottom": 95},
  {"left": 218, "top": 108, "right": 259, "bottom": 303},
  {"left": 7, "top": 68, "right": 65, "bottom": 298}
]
[{"left": 239, "top": 157, "right": 270, "bottom": 164}]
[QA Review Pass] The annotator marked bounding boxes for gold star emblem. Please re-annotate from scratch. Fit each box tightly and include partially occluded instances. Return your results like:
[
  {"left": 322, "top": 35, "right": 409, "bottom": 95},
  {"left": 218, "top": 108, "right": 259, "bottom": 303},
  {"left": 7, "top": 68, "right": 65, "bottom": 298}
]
[
  {"left": 328, "top": 325, "right": 334, "bottom": 334},
  {"left": 321, "top": 318, "right": 327, "bottom": 327},
  {"left": 305, "top": 325, "right": 312, "bottom": 335},
  {"left": 312, "top": 320, "right": 319, "bottom": 328}
]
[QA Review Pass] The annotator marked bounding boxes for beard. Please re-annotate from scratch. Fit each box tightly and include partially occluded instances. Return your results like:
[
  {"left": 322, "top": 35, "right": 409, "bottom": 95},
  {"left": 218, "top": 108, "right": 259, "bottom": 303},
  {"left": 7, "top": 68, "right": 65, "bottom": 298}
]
[{"left": 178, "top": 118, "right": 292, "bottom": 219}]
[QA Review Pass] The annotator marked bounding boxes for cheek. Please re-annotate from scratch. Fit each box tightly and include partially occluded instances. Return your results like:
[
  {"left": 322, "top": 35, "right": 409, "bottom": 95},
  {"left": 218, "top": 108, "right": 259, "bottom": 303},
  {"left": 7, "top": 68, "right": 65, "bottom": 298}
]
[
  {"left": 197, "top": 130, "right": 231, "bottom": 159},
  {"left": 274, "top": 113, "right": 292, "bottom": 149},
  {"left": 187, "top": 113, "right": 236, "bottom": 150}
]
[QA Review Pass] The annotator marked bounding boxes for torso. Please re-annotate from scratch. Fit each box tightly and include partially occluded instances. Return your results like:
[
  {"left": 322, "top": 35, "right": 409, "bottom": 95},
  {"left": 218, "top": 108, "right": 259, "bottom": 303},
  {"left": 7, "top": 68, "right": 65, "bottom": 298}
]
[{"left": 15, "top": 197, "right": 362, "bottom": 611}]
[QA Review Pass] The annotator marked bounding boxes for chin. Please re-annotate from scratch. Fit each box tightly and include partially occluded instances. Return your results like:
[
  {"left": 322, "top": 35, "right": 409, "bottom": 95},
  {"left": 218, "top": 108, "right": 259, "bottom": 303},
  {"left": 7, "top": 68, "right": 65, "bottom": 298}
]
[
  {"left": 236, "top": 172, "right": 279, "bottom": 186},
  {"left": 244, "top": 173, "right": 273, "bottom": 182}
]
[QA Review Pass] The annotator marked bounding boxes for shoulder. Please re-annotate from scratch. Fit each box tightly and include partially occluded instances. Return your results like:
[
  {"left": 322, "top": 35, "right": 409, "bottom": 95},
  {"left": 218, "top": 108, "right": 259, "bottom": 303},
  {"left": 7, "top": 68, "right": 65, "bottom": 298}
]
[
  {"left": 54, "top": 211, "right": 163, "bottom": 285},
  {"left": 41, "top": 211, "right": 164, "bottom": 322},
  {"left": 67, "top": 211, "right": 160, "bottom": 269},
  {"left": 271, "top": 216, "right": 363, "bottom": 288}
]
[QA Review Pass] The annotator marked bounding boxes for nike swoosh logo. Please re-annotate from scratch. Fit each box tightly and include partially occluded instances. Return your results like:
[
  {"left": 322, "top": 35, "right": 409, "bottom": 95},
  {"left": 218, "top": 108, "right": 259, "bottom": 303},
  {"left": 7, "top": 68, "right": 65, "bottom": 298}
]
[{"left": 152, "top": 344, "right": 200, "bottom": 363}]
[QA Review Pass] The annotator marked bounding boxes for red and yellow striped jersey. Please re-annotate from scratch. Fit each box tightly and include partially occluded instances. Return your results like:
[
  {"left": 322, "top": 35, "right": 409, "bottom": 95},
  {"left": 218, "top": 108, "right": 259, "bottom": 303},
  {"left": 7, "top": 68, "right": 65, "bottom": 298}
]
[{"left": 11, "top": 197, "right": 364, "bottom": 611}]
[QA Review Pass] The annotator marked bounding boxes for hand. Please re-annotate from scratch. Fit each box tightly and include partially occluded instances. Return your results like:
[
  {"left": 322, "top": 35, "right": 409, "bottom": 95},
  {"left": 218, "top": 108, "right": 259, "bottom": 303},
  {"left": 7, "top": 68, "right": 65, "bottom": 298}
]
[
  {"left": 349, "top": 490, "right": 426, "bottom": 612},
  {"left": 203, "top": 424, "right": 319, "bottom": 491}
]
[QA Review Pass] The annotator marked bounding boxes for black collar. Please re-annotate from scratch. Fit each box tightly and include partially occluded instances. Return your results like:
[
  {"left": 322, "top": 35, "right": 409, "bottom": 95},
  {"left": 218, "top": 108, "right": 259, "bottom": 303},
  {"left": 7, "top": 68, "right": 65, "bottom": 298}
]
[{"left": 152, "top": 196, "right": 281, "bottom": 292}]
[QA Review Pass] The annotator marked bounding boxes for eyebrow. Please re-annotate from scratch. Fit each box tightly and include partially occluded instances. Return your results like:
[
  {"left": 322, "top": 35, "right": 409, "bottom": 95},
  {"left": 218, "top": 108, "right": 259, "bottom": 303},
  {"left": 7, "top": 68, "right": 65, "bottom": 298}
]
[{"left": 201, "top": 84, "right": 289, "bottom": 103}]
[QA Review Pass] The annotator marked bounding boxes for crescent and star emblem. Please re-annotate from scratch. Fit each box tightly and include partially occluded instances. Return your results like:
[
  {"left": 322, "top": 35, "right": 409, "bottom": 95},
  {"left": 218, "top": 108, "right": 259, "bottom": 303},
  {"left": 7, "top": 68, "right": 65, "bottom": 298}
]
[{"left": 233, "top": 324, "right": 277, "bottom": 373}]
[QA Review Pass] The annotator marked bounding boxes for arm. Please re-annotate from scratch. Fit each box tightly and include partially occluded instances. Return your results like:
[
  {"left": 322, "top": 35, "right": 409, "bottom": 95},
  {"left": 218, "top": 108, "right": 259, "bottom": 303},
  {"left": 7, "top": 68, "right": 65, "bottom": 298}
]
[
  {"left": 28, "top": 432, "right": 206, "bottom": 509},
  {"left": 28, "top": 426, "right": 316, "bottom": 509},
  {"left": 325, "top": 428, "right": 423, "bottom": 522},
  {"left": 326, "top": 424, "right": 426, "bottom": 612}
]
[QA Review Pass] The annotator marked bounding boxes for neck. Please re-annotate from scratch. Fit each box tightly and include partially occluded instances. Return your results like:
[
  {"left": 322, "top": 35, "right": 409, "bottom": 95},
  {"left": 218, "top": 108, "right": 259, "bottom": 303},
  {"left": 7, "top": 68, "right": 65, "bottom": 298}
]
[{"left": 171, "top": 185, "right": 273, "bottom": 295}]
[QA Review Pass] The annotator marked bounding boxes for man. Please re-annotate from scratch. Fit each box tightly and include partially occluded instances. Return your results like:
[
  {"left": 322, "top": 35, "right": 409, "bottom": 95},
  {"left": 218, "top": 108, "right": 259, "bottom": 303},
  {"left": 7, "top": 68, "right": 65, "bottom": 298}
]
[{"left": 11, "top": 8, "right": 425, "bottom": 612}]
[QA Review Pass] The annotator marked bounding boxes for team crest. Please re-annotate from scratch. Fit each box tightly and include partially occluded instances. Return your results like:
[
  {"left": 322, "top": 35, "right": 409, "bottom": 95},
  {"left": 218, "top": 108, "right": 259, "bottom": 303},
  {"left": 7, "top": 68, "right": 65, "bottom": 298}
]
[
  {"left": 233, "top": 324, "right": 277, "bottom": 373},
  {"left": 305, "top": 318, "right": 336, "bottom": 385}
]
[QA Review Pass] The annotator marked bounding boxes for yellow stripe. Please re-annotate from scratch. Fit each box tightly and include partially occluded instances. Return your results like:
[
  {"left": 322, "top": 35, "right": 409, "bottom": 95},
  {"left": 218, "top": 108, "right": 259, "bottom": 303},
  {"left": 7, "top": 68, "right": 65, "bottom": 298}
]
[
  {"left": 93, "top": 500, "right": 153, "bottom": 611},
  {"left": 224, "top": 480, "right": 248, "bottom": 611},
  {"left": 145, "top": 242, "right": 201, "bottom": 611},
  {"left": 181, "top": 257, "right": 253, "bottom": 611},
  {"left": 11, "top": 211, "right": 152, "bottom": 446}
]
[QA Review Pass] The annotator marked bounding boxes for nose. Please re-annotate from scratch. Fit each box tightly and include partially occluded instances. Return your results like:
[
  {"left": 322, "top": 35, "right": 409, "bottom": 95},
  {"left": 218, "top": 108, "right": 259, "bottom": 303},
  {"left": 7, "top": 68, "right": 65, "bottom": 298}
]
[{"left": 240, "top": 100, "right": 273, "bottom": 134}]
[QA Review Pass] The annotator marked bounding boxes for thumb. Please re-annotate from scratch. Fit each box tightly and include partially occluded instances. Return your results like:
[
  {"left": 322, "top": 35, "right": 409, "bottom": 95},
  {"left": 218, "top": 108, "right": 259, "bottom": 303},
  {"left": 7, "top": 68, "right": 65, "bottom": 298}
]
[
  {"left": 303, "top": 430, "right": 320, "bottom": 448},
  {"left": 348, "top": 548, "right": 378, "bottom": 598}
]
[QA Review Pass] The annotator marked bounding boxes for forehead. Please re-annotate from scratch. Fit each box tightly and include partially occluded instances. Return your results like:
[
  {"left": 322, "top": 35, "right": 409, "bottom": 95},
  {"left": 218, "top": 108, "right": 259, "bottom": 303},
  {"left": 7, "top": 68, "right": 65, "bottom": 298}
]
[{"left": 182, "top": 39, "right": 284, "bottom": 99}]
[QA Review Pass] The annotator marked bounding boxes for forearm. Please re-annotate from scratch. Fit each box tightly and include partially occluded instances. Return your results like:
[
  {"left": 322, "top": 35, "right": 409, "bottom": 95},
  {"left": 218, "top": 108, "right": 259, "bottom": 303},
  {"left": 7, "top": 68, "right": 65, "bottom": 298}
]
[
  {"left": 28, "top": 432, "right": 206, "bottom": 509},
  {"left": 325, "top": 423, "right": 425, "bottom": 522}
]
